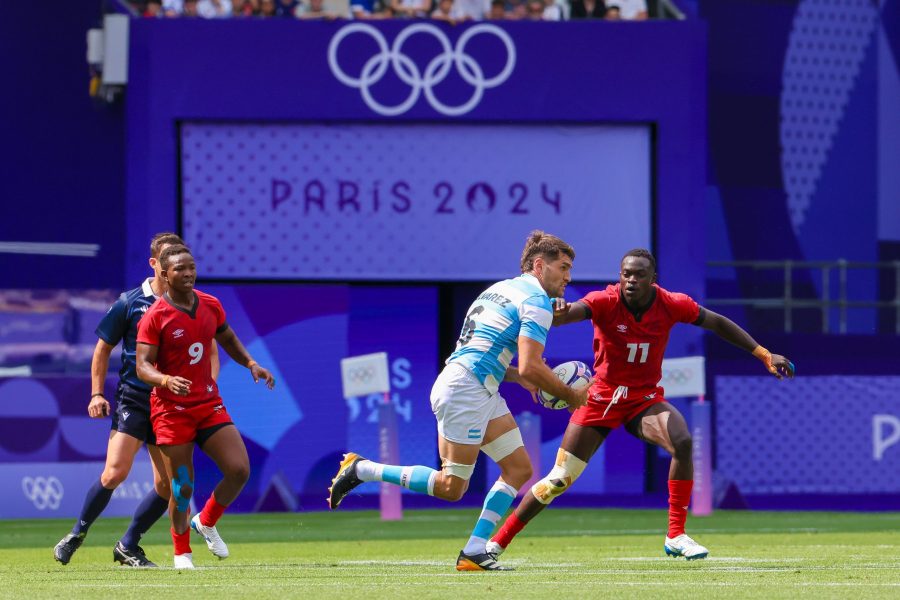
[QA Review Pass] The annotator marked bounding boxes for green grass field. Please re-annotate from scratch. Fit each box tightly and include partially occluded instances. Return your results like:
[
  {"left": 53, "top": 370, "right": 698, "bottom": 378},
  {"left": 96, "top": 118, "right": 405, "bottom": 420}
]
[{"left": 1, "top": 509, "right": 898, "bottom": 599}]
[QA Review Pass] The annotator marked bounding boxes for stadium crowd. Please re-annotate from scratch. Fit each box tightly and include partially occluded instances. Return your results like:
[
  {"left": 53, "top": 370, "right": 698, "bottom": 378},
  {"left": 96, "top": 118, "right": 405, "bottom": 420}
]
[{"left": 135, "top": 0, "right": 648, "bottom": 21}]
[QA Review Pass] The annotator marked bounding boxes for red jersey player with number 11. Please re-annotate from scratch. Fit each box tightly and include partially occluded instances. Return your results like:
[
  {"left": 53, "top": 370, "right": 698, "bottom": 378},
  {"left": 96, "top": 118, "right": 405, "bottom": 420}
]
[
  {"left": 136, "top": 245, "right": 275, "bottom": 569},
  {"left": 487, "top": 249, "right": 794, "bottom": 561}
]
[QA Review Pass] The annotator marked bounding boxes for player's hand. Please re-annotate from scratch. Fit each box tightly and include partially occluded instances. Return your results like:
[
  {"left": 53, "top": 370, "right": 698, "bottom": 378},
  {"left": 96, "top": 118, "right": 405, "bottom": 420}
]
[
  {"left": 251, "top": 364, "right": 276, "bottom": 389},
  {"left": 770, "top": 353, "right": 795, "bottom": 379},
  {"left": 167, "top": 376, "right": 192, "bottom": 396},
  {"left": 552, "top": 298, "right": 569, "bottom": 324},
  {"left": 88, "top": 395, "right": 110, "bottom": 418},
  {"left": 565, "top": 379, "right": 592, "bottom": 412}
]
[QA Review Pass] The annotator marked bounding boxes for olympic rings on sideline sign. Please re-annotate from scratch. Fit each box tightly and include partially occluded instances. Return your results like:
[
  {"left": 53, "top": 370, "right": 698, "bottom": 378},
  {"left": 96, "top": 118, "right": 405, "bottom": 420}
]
[
  {"left": 328, "top": 23, "right": 516, "bottom": 117},
  {"left": 22, "top": 476, "right": 64, "bottom": 510}
]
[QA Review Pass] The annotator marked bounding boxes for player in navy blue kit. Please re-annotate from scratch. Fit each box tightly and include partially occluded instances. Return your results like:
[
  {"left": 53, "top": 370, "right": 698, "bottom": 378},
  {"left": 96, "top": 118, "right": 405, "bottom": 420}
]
[{"left": 54, "top": 233, "right": 218, "bottom": 567}]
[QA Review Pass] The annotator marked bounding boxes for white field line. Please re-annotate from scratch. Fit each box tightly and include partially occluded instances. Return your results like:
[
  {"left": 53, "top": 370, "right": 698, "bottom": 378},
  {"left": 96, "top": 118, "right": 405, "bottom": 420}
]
[{"left": 60, "top": 582, "right": 900, "bottom": 589}]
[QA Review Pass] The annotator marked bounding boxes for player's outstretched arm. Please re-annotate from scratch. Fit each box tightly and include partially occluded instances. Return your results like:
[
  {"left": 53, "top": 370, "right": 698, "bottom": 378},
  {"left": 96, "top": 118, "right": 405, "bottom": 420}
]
[
  {"left": 517, "top": 337, "right": 590, "bottom": 409},
  {"left": 215, "top": 326, "right": 275, "bottom": 389},
  {"left": 88, "top": 339, "right": 115, "bottom": 418},
  {"left": 696, "top": 307, "right": 795, "bottom": 379},
  {"left": 551, "top": 299, "right": 591, "bottom": 327}
]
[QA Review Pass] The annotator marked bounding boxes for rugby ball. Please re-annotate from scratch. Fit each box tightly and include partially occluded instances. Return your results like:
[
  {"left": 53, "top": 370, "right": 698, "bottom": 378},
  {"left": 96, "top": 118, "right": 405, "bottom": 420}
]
[{"left": 539, "top": 360, "right": 592, "bottom": 410}]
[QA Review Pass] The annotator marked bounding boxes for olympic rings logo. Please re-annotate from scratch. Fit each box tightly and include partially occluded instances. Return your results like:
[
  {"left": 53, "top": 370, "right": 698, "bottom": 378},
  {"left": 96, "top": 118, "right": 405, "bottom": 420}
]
[
  {"left": 346, "top": 366, "right": 376, "bottom": 383},
  {"left": 22, "top": 476, "right": 64, "bottom": 510},
  {"left": 661, "top": 368, "right": 694, "bottom": 385},
  {"left": 328, "top": 23, "right": 516, "bottom": 117}
]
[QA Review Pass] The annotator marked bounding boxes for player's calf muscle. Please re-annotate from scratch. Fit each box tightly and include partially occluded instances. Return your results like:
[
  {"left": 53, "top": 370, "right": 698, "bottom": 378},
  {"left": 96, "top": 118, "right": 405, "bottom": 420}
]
[{"left": 432, "top": 473, "right": 468, "bottom": 501}]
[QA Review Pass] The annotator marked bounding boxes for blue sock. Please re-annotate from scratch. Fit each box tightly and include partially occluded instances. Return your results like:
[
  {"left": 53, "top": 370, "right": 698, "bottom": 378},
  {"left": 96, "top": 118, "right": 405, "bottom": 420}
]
[
  {"left": 72, "top": 479, "right": 114, "bottom": 535},
  {"left": 463, "top": 480, "right": 517, "bottom": 555},
  {"left": 120, "top": 492, "right": 169, "bottom": 550},
  {"left": 362, "top": 463, "right": 437, "bottom": 495}
]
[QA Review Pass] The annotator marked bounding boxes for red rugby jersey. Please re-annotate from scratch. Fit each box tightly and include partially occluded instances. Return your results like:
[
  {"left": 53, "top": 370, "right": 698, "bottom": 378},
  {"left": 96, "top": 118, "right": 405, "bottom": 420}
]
[
  {"left": 137, "top": 289, "right": 227, "bottom": 405},
  {"left": 580, "top": 284, "right": 700, "bottom": 389}
]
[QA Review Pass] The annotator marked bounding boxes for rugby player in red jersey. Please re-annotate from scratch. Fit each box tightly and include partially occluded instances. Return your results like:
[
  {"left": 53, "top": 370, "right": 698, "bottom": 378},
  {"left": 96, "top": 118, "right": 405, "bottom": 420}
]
[
  {"left": 136, "top": 245, "right": 275, "bottom": 569},
  {"left": 487, "top": 249, "right": 795, "bottom": 560}
]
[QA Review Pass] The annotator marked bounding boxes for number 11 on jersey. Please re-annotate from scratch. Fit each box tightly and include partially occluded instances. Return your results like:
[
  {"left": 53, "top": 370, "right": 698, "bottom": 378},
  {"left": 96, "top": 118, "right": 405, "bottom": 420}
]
[{"left": 626, "top": 342, "right": 649, "bottom": 363}]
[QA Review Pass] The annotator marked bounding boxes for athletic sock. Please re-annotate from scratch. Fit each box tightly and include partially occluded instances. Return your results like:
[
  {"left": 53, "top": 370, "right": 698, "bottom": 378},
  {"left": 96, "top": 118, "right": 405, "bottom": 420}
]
[
  {"left": 357, "top": 460, "right": 437, "bottom": 495},
  {"left": 463, "top": 480, "right": 518, "bottom": 555},
  {"left": 199, "top": 493, "right": 228, "bottom": 527},
  {"left": 667, "top": 479, "right": 693, "bottom": 538},
  {"left": 120, "top": 492, "right": 169, "bottom": 549},
  {"left": 72, "top": 479, "right": 114, "bottom": 535},
  {"left": 491, "top": 510, "right": 528, "bottom": 549},
  {"left": 171, "top": 527, "right": 192, "bottom": 555}
]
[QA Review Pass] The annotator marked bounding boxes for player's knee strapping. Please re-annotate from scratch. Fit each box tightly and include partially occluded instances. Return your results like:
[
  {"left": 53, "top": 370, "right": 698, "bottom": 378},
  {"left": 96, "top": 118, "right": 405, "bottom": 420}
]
[
  {"left": 171, "top": 465, "right": 193, "bottom": 512},
  {"left": 530, "top": 449, "right": 587, "bottom": 505},
  {"left": 480, "top": 428, "right": 524, "bottom": 462},
  {"left": 442, "top": 460, "right": 476, "bottom": 481}
]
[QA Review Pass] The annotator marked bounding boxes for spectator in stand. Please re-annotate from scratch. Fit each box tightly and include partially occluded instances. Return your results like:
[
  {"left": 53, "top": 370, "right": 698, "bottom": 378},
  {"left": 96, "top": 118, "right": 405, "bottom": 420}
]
[
  {"left": 351, "top": 0, "right": 389, "bottom": 19},
  {"left": 431, "top": 0, "right": 458, "bottom": 21},
  {"left": 506, "top": 0, "right": 526, "bottom": 19},
  {"left": 452, "top": 0, "right": 490, "bottom": 19},
  {"left": 391, "top": 0, "right": 432, "bottom": 18},
  {"left": 182, "top": 0, "right": 200, "bottom": 15},
  {"left": 542, "top": 0, "right": 562, "bottom": 20},
  {"left": 144, "top": 0, "right": 164, "bottom": 17},
  {"left": 259, "top": 0, "right": 278, "bottom": 15},
  {"left": 162, "top": 0, "right": 183, "bottom": 15},
  {"left": 296, "top": 0, "right": 344, "bottom": 18},
  {"left": 606, "top": 0, "right": 646, "bottom": 20},
  {"left": 487, "top": 0, "right": 505, "bottom": 19},
  {"left": 525, "top": 0, "right": 544, "bottom": 19},
  {"left": 570, "top": 0, "right": 606, "bottom": 19},
  {"left": 275, "top": 0, "right": 300, "bottom": 15},
  {"left": 233, "top": 0, "right": 259, "bottom": 16},
  {"left": 198, "top": 0, "right": 233, "bottom": 17}
]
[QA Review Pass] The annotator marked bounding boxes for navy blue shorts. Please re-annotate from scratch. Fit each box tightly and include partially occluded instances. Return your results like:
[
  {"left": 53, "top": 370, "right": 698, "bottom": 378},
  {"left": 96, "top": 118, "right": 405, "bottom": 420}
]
[{"left": 110, "top": 382, "right": 156, "bottom": 445}]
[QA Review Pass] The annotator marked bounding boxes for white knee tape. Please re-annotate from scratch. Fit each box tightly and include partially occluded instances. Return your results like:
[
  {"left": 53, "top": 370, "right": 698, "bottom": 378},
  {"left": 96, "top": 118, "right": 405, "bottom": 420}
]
[
  {"left": 442, "top": 460, "right": 476, "bottom": 481},
  {"left": 530, "top": 449, "right": 588, "bottom": 505},
  {"left": 480, "top": 428, "right": 525, "bottom": 463}
]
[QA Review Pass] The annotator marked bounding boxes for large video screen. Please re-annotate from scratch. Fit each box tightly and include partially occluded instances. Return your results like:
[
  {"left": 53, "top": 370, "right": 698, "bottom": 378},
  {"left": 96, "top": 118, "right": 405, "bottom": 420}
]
[{"left": 180, "top": 122, "right": 651, "bottom": 281}]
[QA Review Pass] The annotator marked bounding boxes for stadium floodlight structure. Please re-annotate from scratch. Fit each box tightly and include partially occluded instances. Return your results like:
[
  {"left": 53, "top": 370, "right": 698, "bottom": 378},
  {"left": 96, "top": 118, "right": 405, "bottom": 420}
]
[{"left": 340, "top": 352, "right": 402, "bottom": 520}]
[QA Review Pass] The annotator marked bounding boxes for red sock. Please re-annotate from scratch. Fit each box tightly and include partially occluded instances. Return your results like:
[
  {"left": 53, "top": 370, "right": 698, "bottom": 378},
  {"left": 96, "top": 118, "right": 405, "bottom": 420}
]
[
  {"left": 200, "top": 493, "right": 228, "bottom": 527},
  {"left": 491, "top": 512, "right": 528, "bottom": 549},
  {"left": 171, "top": 527, "right": 192, "bottom": 555},
  {"left": 667, "top": 479, "right": 693, "bottom": 538},
  {"left": 200, "top": 492, "right": 228, "bottom": 527}
]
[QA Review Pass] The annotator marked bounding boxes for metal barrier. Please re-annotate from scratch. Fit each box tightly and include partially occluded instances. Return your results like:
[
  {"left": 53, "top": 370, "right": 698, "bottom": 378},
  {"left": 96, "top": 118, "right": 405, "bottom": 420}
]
[{"left": 706, "top": 260, "right": 900, "bottom": 334}]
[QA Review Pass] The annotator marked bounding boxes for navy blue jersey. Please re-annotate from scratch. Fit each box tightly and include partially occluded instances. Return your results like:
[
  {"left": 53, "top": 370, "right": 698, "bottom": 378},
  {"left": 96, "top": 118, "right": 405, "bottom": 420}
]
[{"left": 95, "top": 279, "right": 158, "bottom": 392}]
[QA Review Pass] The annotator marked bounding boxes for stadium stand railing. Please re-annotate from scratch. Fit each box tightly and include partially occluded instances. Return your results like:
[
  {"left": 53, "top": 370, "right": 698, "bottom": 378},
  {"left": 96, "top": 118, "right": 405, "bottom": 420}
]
[{"left": 706, "top": 260, "right": 900, "bottom": 334}]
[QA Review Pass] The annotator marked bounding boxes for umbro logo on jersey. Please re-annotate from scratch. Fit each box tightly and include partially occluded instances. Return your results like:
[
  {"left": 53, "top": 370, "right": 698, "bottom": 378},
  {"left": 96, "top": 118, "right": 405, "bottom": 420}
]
[
  {"left": 617, "top": 324, "right": 628, "bottom": 333},
  {"left": 173, "top": 329, "right": 184, "bottom": 338}
]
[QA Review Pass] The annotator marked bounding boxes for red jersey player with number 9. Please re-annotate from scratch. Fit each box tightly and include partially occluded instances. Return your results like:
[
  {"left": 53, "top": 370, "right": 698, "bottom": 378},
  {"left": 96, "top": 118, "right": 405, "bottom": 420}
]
[
  {"left": 487, "top": 249, "right": 795, "bottom": 561},
  {"left": 136, "top": 245, "right": 275, "bottom": 569}
]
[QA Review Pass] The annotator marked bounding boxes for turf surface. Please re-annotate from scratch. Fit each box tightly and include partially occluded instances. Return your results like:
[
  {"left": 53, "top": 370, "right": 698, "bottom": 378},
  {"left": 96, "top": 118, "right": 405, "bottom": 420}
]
[{"left": 1, "top": 509, "right": 898, "bottom": 599}]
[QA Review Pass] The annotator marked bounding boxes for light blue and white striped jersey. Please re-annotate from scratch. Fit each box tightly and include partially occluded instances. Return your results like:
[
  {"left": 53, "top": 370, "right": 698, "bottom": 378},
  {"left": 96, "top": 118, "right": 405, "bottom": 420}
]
[{"left": 447, "top": 273, "right": 554, "bottom": 394}]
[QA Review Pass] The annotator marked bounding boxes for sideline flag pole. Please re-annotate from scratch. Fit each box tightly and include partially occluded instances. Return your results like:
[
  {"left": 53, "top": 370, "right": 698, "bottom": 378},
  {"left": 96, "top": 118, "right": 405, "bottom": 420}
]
[
  {"left": 340, "top": 352, "right": 402, "bottom": 520},
  {"left": 660, "top": 356, "right": 711, "bottom": 516}
]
